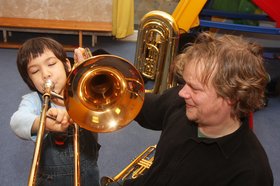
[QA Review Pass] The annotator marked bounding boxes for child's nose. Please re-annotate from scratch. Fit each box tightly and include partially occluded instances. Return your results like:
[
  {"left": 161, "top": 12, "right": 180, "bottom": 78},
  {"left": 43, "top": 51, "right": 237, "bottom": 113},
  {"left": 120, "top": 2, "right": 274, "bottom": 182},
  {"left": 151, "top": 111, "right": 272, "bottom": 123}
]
[{"left": 42, "top": 69, "right": 51, "bottom": 79}]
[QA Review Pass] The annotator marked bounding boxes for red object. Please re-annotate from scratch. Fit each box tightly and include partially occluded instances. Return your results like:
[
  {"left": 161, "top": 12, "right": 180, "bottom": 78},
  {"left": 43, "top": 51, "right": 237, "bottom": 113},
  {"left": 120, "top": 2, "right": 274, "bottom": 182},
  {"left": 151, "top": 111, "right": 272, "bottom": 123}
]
[
  {"left": 54, "top": 135, "right": 67, "bottom": 146},
  {"left": 252, "top": 0, "right": 280, "bottom": 27},
  {"left": 249, "top": 112, "right": 254, "bottom": 129}
]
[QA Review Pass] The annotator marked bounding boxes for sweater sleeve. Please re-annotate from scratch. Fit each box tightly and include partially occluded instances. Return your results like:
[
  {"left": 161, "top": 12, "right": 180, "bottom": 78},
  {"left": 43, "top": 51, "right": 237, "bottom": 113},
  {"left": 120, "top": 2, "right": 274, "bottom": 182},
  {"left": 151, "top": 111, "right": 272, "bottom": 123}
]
[
  {"left": 135, "top": 86, "right": 183, "bottom": 130},
  {"left": 10, "top": 93, "right": 41, "bottom": 141}
]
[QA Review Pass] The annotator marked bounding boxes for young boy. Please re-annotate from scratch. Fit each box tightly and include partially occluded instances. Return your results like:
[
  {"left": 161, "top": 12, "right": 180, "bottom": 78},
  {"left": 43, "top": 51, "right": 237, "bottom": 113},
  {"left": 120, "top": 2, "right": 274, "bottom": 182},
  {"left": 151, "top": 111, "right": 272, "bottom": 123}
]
[{"left": 10, "top": 37, "right": 100, "bottom": 185}]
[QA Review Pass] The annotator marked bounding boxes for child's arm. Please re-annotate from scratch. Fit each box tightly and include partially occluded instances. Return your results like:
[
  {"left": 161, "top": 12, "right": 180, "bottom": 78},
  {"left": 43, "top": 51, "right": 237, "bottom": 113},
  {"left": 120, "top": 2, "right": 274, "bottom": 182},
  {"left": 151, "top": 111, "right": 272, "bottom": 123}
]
[
  {"left": 10, "top": 93, "right": 41, "bottom": 141},
  {"left": 10, "top": 93, "right": 71, "bottom": 141}
]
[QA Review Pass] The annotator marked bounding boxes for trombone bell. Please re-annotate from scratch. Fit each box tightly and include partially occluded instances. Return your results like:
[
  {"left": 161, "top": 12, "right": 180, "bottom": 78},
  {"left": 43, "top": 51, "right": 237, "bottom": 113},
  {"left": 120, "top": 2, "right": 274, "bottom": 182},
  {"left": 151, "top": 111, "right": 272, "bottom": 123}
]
[{"left": 64, "top": 54, "right": 145, "bottom": 133}]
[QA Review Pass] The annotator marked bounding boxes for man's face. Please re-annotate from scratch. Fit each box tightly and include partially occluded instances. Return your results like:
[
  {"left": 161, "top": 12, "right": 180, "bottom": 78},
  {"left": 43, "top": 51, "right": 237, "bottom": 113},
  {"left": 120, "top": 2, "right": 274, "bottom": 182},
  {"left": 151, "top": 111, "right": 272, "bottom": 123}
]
[
  {"left": 27, "top": 49, "right": 70, "bottom": 96},
  {"left": 178, "top": 62, "right": 232, "bottom": 126}
]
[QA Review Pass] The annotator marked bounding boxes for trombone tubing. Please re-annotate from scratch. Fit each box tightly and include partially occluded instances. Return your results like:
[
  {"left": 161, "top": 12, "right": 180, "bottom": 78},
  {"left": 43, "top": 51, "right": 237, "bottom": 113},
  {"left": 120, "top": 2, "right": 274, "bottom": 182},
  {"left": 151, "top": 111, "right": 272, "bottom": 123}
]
[
  {"left": 28, "top": 93, "right": 51, "bottom": 186},
  {"left": 74, "top": 123, "right": 81, "bottom": 186}
]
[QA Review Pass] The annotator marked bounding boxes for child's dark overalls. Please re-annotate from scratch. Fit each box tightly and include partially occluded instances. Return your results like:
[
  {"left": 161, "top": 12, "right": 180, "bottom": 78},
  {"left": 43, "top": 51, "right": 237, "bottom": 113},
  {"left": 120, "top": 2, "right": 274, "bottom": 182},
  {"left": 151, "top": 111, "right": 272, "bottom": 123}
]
[{"left": 36, "top": 92, "right": 100, "bottom": 186}]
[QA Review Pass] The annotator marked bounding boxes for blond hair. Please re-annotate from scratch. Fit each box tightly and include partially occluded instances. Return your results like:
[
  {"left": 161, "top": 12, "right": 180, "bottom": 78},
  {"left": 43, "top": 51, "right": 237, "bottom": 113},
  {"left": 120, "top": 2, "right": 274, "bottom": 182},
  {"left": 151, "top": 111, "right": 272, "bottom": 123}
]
[{"left": 175, "top": 32, "right": 268, "bottom": 118}]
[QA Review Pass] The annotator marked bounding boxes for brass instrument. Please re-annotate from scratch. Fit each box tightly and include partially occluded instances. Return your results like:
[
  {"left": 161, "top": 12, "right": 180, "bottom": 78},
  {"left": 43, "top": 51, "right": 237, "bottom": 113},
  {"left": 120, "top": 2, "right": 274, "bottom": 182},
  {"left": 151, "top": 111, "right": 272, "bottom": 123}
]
[
  {"left": 99, "top": 10, "right": 177, "bottom": 185},
  {"left": 64, "top": 54, "right": 145, "bottom": 133},
  {"left": 28, "top": 80, "right": 54, "bottom": 186},
  {"left": 134, "top": 0, "right": 207, "bottom": 94},
  {"left": 134, "top": 10, "right": 179, "bottom": 94},
  {"left": 101, "top": 145, "right": 156, "bottom": 186},
  {"left": 100, "top": 10, "right": 179, "bottom": 186},
  {"left": 28, "top": 51, "right": 145, "bottom": 186},
  {"left": 100, "top": 0, "right": 207, "bottom": 184}
]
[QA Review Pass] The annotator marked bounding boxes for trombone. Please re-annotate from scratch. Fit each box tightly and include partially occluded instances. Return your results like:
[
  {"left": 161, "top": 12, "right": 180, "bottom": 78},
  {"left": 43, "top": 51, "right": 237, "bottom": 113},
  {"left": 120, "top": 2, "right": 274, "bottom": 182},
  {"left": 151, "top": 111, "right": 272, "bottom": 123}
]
[{"left": 28, "top": 51, "right": 145, "bottom": 186}]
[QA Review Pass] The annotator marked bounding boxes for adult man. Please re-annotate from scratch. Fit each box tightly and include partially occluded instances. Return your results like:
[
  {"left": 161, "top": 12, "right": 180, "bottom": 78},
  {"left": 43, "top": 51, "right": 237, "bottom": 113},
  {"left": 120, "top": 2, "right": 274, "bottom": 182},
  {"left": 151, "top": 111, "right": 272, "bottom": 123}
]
[{"left": 111, "top": 32, "right": 273, "bottom": 186}]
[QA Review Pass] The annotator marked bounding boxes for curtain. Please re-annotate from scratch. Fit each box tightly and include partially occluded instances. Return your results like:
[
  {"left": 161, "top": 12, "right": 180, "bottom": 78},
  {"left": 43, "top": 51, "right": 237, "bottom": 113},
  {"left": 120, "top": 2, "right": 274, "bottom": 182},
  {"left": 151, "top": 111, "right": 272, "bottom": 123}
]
[{"left": 112, "top": 0, "right": 134, "bottom": 38}]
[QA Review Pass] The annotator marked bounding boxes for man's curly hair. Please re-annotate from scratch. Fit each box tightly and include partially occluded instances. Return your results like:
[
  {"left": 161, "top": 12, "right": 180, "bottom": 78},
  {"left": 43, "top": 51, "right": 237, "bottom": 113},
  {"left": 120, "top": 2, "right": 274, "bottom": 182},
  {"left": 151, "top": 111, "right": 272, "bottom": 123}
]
[{"left": 175, "top": 32, "right": 268, "bottom": 119}]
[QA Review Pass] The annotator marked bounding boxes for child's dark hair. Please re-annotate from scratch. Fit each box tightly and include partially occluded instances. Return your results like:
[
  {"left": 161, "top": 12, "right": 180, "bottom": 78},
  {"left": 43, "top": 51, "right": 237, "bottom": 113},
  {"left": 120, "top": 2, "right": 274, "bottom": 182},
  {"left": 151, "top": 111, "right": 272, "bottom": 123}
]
[{"left": 17, "top": 37, "right": 70, "bottom": 91}]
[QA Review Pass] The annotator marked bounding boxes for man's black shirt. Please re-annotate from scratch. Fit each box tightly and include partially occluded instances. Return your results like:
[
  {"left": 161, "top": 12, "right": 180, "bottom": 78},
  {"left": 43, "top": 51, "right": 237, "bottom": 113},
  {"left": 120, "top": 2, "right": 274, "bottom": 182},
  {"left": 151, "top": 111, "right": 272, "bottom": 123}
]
[{"left": 124, "top": 86, "right": 273, "bottom": 186}]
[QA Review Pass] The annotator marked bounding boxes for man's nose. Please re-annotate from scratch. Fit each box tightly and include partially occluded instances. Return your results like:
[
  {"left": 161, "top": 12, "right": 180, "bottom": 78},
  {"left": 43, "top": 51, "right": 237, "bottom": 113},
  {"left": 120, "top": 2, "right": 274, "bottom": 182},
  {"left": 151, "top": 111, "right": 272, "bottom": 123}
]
[{"left": 178, "top": 85, "right": 190, "bottom": 98}]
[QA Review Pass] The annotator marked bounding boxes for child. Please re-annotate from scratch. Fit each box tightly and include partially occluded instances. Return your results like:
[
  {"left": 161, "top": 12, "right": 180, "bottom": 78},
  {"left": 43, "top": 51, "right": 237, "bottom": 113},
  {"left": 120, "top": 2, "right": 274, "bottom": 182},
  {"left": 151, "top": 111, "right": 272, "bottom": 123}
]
[{"left": 10, "top": 37, "right": 100, "bottom": 185}]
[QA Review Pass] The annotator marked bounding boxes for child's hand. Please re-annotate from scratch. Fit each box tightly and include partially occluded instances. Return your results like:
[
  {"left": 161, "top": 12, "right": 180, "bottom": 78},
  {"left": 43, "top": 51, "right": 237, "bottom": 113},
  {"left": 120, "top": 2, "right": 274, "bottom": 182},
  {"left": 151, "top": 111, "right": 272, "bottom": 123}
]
[{"left": 45, "top": 108, "right": 72, "bottom": 132}]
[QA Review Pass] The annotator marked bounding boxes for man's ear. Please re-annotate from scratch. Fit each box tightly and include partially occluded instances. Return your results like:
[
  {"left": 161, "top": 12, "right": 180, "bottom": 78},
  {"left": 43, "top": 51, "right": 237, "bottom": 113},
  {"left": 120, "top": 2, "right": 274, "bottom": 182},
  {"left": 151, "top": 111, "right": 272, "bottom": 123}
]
[
  {"left": 66, "top": 58, "right": 72, "bottom": 72},
  {"left": 226, "top": 97, "right": 236, "bottom": 106}
]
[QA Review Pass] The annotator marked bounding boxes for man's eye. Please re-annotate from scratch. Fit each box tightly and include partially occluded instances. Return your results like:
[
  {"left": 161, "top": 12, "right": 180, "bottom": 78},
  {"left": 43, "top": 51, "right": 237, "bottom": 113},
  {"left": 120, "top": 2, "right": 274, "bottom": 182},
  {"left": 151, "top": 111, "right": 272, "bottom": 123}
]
[
  {"left": 191, "top": 86, "right": 201, "bottom": 92},
  {"left": 192, "top": 88, "right": 198, "bottom": 92}
]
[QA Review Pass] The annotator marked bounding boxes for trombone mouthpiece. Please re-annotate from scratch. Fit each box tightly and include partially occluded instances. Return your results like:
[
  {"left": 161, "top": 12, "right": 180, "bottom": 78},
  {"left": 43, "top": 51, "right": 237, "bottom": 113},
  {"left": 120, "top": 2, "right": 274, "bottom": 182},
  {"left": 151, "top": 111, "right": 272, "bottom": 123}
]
[{"left": 43, "top": 79, "right": 54, "bottom": 94}]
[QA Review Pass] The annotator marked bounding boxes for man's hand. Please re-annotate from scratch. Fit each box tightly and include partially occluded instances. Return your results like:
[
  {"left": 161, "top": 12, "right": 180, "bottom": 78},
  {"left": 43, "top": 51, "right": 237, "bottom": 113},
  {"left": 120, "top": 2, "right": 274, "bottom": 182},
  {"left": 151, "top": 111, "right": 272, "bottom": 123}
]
[{"left": 74, "top": 47, "right": 87, "bottom": 64}]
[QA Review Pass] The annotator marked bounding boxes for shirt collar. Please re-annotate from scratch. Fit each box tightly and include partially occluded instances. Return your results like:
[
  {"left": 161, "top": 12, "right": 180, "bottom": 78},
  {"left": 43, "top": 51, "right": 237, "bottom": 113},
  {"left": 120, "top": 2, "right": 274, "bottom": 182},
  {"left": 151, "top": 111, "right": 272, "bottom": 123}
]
[{"left": 190, "top": 119, "right": 249, "bottom": 159}]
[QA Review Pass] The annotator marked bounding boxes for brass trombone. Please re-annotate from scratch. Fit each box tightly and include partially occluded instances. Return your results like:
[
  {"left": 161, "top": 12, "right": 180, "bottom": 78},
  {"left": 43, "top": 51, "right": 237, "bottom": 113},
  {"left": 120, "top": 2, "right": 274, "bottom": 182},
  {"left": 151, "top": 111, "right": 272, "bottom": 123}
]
[{"left": 28, "top": 52, "right": 145, "bottom": 186}]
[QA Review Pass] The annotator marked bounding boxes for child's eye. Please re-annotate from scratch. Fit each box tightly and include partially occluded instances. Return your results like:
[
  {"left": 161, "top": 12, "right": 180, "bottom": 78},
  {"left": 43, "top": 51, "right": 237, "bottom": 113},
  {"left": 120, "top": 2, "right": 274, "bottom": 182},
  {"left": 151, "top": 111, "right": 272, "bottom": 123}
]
[
  {"left": 28, "top": 66, "right": 39, "bottom": 74},
  {"left": 48, "top": 61, "right": 57, "bottom": 66},
  {"left": 30, "top": 69, "right": 39, "bottom": 74}
]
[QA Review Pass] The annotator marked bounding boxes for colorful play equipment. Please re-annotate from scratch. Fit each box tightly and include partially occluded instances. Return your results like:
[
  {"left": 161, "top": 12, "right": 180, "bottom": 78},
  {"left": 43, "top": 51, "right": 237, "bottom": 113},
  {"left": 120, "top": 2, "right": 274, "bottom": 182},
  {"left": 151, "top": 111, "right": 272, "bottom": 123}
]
[{"left": 198, "top": 0, "right": 280, "bottom": 35}]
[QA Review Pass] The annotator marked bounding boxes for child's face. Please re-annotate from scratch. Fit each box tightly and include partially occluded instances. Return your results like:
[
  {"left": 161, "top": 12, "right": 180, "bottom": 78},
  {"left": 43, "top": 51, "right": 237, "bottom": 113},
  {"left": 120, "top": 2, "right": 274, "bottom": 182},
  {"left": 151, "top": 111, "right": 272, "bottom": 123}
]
[{"left": 27, "top": 49, "right": 71, "bottom": 95}]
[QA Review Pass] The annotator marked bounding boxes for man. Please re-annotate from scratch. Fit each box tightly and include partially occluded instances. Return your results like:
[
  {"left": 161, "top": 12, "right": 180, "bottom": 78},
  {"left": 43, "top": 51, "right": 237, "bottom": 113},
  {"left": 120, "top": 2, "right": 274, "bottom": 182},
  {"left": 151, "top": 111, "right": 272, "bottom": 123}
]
[{"left": 108, "top": 32, "right": 273, "bottom": 186}]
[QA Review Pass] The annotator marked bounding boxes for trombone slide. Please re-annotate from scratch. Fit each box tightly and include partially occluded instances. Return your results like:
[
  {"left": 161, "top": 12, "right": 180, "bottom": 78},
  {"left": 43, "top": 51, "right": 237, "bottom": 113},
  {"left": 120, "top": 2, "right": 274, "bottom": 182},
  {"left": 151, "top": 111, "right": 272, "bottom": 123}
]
[{"left": 28, "top": 93, "right": 51, "bottom": 186}]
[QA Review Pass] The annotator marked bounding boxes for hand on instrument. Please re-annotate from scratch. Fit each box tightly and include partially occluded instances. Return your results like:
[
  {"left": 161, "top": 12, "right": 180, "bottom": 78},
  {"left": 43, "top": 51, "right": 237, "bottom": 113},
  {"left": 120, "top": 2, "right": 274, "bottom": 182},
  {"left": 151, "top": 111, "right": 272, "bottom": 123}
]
[
  {"left": 74, "top": 47, "right": 87, "bottom": 64},
  {"left": 45, "top": 108, "right": 72, "bottom": 132}
]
